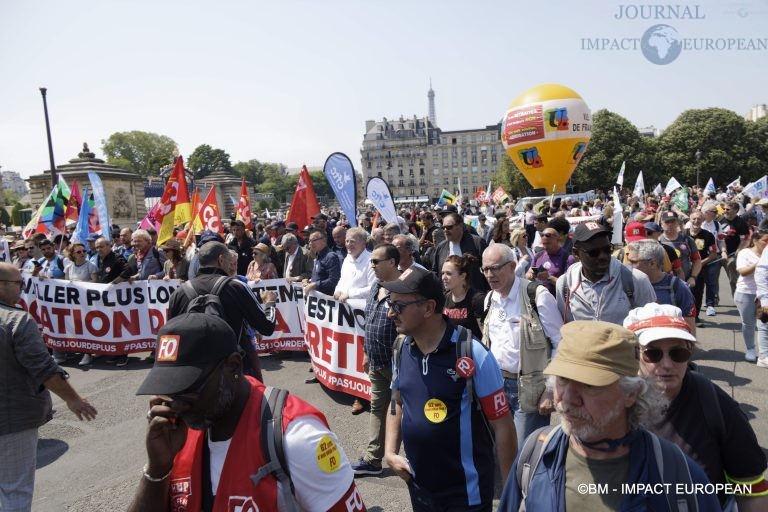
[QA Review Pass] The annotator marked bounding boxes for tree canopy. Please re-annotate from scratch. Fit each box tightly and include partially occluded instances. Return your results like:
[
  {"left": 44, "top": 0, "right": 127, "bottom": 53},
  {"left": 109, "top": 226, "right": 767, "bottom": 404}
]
[
  {"left": 101, "top": 131, "right": 177, "bottom": 177},
  {"left": 187, "top": 144, "right": 233, "bottom": 179}
]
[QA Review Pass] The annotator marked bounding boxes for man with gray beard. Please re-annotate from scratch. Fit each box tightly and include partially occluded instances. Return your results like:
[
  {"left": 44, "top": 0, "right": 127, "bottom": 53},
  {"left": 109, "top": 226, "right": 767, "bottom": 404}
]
[{"left": 498, "top": 321, "right": 720, "bottom": 512}]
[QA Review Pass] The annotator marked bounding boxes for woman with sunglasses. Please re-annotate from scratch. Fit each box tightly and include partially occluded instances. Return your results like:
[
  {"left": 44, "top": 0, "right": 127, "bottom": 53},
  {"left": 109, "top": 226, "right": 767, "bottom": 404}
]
[
  {"left": 510, "top": 227, "right": 534, "bottom": 277},
  {"left": 64, "top": 242, "right": 99, "bottom": 365},
  {"left": 441, "top": 254, "right": 485, "bottom": 339},
  {"left": 625, "top": 304, "right": 768, "bottom": 511},
  {"left": 246, "top": 243, "right": 278, "bottom": 282}
]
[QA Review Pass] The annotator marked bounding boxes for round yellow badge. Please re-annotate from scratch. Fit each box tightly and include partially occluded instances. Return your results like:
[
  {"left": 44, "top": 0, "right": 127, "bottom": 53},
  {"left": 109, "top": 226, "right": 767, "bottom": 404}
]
[
  {"left": 315, "top": 434, "right": 342, "bottom": 473},
  {"left": 423, "top": 398, "right": 448, "bottom": 423}
]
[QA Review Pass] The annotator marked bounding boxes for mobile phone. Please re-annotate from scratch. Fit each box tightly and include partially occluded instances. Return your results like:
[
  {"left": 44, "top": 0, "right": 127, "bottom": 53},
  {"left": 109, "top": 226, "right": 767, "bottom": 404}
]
[
  {"left": 530, "top": 266, "right": 541, "bottom": 274},
  {"left": 33, "top": 261, "right": 42, "bottom": 267}
]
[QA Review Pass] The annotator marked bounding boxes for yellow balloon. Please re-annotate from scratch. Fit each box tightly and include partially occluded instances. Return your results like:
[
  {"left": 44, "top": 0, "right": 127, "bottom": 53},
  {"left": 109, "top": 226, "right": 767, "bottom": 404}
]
[{"left": 501, "top": 84, "right": 592, "bottom": 193}]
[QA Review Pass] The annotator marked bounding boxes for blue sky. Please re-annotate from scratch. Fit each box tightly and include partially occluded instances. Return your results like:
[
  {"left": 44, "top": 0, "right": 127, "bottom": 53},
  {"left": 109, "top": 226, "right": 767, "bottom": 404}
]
[{"left": 1, "top": 0, "right": 766, "bottom": 179}]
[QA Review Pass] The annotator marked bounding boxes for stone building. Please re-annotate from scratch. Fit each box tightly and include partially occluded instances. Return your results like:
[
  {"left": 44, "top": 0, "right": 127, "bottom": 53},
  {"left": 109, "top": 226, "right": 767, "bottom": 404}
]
[
  {"left": 195, "top": 167, "right": 254, "bottom": 221},
  {"left": 360, "top": 86, "right": 504, "bottom": 204},
  {"left": 26, "top": 143, "right": 146, "bottom": 228}
]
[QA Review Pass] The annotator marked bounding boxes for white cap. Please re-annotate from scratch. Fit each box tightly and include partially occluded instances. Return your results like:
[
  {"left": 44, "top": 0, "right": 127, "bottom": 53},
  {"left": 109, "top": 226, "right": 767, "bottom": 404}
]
[{"left": 622, "top": 303, "right": 696, "bottom": 346}]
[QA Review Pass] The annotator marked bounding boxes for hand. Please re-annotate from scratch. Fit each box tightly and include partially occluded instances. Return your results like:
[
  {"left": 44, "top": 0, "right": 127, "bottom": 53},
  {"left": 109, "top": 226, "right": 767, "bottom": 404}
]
[
  {"left": 537, "top": 270, "right": 550, "bottom": 282},
  {"left": 384, "top": 453, "right": 413, "bottom": 482},
  {"left": 758, "top": 307, "right": 768, "bottom": 323},
  {"left": 337, "top": 292, "right": 349, "bottom": 303},
  {"left": 148, "top": 275, "right": 158, "bottom": 281},
  {"left": 145, "top": 397, "right": 188, "bottom": 474},
  {"left": 304, "top": 282, "right": 317, "bottom": 293},
  {"left": 260, "top": 290, "right": 277, "bottom": 304},
  {"left": 687, "top": 277, "right": 696, "bottom": 288},
  {"left": 66, "top": 396, "right": 98, "bottom": 421},
  {"left": 538, "top": 389, "right": 555, "bottom": 415}
]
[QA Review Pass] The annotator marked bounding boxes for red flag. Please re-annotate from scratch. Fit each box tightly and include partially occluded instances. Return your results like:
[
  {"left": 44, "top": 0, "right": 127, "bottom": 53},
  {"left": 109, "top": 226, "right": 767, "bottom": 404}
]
[
  {"left": 286, "top": 165, "right": 320, "bottom": 230},
  {"left": 235, "top": 179, "right": 253, "bottom": 230},
  {"left": 196, "top": 185, "right": 223, "bottom": 234},
  {"left": 66, "top": 180, "right": 82, "bottom": 224},
  {"left": 156, "top": 156, "right": 192, "bottom": 245}
]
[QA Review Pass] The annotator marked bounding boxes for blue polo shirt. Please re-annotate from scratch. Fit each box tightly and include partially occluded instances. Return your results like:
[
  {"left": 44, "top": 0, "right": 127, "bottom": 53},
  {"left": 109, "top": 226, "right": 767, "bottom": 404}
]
[{"left": 394, "top": 324, "right": 508, "bottom": 507}]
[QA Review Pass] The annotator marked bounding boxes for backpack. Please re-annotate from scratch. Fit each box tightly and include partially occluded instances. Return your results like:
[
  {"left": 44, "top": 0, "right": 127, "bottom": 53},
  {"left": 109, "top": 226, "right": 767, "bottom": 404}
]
[
  {"left": 558, "top": 263, "right": 635, "bottom": 322},
  {"left": 653, "top": 275, "right": 681, "bottom": 308},
  {"left": 250, "top": 386, "right": 300, "bottom": 512},
  {"left": 515, "top": 425, "right": 699, "bottom": 512},
  {"left": 180, "top": 275, "right": 233, "bottom": 317}
]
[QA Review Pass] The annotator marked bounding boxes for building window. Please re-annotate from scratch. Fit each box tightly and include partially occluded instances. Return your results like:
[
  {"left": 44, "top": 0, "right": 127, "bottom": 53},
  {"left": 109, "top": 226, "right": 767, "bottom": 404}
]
[
  {"left": 410, "top": 189, "right": 415, "bottom": 195},
  {"left": 399, "top": 180, "right": 404, "bottom": 187},
  {"left": 378, "top": 172, "right": 382, "bottom": 177},
  {"left": 420, "top": 168, "right": 425, "bottom": 175},
  {"left": 398, "top": 170, "right": 403, "bottom": 176},
  {"left": 420, "top": 188, "right": 426, "bottom": 194},
  {"left": 433, "top": 168, "right": 440, "bottom": 175},
  {"left": 367, "top": 161, "right": 372, "bottom": 169}
]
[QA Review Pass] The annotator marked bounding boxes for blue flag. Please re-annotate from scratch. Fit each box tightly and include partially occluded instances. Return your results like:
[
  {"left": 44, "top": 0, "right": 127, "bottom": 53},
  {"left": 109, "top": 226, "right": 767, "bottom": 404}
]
[
  {"left": 72, "top": 186, "right": 92, "bottom": 244},
  {"left": 323, "top": 153, "right": 358, "bottom": 227},
  {"left": 88, "top": 172, "right": 112, "bottom": 242}
]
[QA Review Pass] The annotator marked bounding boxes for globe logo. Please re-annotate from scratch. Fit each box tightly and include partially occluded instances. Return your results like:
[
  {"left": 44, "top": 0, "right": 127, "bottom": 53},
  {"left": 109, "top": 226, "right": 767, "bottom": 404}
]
[{"left": 641, "top": 24, "right": 682, "bottom": 65}]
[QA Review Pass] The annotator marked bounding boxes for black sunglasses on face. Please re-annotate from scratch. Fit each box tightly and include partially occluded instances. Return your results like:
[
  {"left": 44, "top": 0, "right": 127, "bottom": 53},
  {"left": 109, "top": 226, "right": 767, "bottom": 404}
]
[
  {"left": 641, "top": 346, "right": 692, "bottom": 364},
  {"left": 386, "top": 298, "right": 426, "bottom": 314},
  {"left": 580, "top": 245, "right": 614, "bottom": 258}
]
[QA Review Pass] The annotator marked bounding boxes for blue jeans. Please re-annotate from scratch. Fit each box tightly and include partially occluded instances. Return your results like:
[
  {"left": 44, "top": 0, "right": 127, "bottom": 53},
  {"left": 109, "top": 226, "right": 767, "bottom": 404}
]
[
  {"left": 503, "top": 377, "right": 550, "bottom": 446},
  {"left": 703, "top": 261, "right": 719, "bottom": 307},
  {"left": 733, "top": 292, "right": 768, "bottom": 355}
]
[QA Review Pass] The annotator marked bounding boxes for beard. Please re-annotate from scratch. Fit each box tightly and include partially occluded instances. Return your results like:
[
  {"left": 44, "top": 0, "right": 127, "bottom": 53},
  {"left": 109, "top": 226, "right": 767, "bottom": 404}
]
[
  {"left": 184, "top": 373, "right": 237, "bottom": 430},
  {"left": 556, "top": 400, "right": 625, "bottom": 442}
]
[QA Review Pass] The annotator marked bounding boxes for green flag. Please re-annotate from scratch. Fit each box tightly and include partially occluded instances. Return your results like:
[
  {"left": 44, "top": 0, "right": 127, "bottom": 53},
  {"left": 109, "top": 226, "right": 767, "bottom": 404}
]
[{"left": 673, "top": 187, "right": 688, "bottom": 212}]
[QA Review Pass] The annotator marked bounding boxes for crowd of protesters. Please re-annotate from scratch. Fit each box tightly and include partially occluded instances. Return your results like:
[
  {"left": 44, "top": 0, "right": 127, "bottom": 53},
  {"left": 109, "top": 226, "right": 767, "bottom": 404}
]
[{"left": 3, "top": 180, "right": 768, "bottom": 511}]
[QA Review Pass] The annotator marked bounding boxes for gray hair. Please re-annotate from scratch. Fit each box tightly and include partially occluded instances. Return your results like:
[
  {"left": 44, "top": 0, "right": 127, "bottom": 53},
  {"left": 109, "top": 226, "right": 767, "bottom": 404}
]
[
  {"left": 346, "top": 226, "right": 369, "bottom": 243},
  {"left": 132, "top": 229, "right": 151, "bottom": 242},
  {"left": 485, "top": 241, "right": 517, "bottom": 263},
  {"left": 392, "top": 233, "right": 418, "bottom": 254},
  {"left": 383, "top": 222, "right": 401, "bottom": 236},
  {"left": 282, "top": 233, "right": 298, "bottom": 246},
  {"left": 198, "top": 241, "right": 231, "bottom": 267},
  {"left": 627, "top": 239, "right": 664, "bottom": 267},
  {"left": 546, "top": 374, "right": 668, "bottom": 431}
]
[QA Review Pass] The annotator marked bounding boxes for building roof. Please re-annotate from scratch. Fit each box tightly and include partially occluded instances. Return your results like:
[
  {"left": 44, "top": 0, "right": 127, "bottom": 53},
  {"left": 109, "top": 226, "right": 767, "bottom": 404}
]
[
  {"left": 26, "top": 143, "right": 143, "bottom": 181},
  {"left": 197, "top": 166, "right": 249, "bottom": 185}
]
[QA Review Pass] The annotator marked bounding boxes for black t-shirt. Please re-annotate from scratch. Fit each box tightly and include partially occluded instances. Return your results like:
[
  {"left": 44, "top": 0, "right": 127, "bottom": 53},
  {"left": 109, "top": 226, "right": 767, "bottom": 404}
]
[
  {"left": 687, "top": 228, "right": 716, "bottom": 261},
  {"left": 719, "top": 215, "right": 749, "bottom": 255},
  {"left": 443, "top": 289, "right": 485, "bottom": 340},
  {"left": 652, "top": 371, "right": 766, "bottom": 505}
]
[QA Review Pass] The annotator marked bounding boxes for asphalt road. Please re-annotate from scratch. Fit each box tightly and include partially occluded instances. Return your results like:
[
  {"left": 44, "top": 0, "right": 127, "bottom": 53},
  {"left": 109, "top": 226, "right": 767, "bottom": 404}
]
[{"left": 32, "top": 273, "right": 768, "bottom": 511}]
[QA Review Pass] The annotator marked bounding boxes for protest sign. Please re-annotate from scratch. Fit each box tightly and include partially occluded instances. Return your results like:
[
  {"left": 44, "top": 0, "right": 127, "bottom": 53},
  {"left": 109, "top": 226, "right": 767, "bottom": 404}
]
[
  {"left": 303, "top": 291, "right": 370, "bottom": 400},
  {"left": 249, "top": 279, "right": 307, "bottom": 352},
  {"left": 19, "top": 275, "right": 178, "bottom": 354}
]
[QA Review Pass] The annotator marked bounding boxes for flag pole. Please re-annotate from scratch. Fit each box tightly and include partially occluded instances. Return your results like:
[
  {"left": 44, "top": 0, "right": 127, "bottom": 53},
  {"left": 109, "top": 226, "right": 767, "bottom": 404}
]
[{"left": 39, "top": 87, "right": 58, "bottom": 188}]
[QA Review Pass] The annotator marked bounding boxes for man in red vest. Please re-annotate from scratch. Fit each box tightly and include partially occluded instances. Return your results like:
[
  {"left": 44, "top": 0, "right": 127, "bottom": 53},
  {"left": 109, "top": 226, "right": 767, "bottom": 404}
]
[{"left": 129, "top": 313, "right": 366, "bottom": 512}]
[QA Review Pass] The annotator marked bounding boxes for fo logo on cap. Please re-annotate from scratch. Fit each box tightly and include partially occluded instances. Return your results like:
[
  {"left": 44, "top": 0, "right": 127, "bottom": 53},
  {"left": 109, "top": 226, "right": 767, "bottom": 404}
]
[{"left": 157, "top": 335, "right": 180, "bottom": 362}]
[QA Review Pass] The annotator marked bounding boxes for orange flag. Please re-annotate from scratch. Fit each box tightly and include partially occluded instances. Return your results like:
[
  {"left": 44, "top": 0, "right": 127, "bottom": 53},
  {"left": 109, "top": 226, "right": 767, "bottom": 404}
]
[
  {"left": 66, "top": 180, "right": 82, "bottom": 224},
  {"left": 156, "top": 156, "right": 192, "bottom": 245},
  {"left": 235, "top": 178, "right": 253, "bottom": 230},
  {"left": 286, "top": 165, "right": 320, "bottom": 230},
  {"left": 196, "top": 185, "right": 223, "bottom": 234}
]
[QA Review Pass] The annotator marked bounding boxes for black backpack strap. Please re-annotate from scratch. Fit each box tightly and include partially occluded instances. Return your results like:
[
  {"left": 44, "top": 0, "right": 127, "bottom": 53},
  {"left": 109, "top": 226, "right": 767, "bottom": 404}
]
[
  {"left": 650, "top": 432, "right": 699, "bottom": 512},
  {"left": 619, "top": 264, "right": 636, "bottom": 309},
  {"left": 390, "top": 334, "right": 407, "bottom": 415},
  {"left": 251, "top": 386, "right": 298, "bottom": 511},
  {"left": 211, "top": 275, "right": 233, "bottom": 295},
  {"left": 180, "top": 281, "right": 198, "bottom": 302},
  {"left": 515, "top": 425, "right": 559, "bottom": 503},
  {"left": 455, "top": 325, "right": 475, "bottom": 405},
  {"left": 525, "top": 280, "right": 541, "bottom": 316}
]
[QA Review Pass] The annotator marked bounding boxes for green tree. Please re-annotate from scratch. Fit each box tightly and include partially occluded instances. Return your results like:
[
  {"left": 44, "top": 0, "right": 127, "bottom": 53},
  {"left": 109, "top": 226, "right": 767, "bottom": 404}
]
[
  {"left": 101, "top": 131, "right": 177, "bottom": 177},
  {"left": 188, "top": 144, "right": 233, "bottom": 179},
  {"left": 2, "top": 189, "right": 20, "bottom": 206},
  {"left": 655, "top": 108, "right": 757, "bottom": 188},
  {"left": 309, "top": 170, "right": 333, "bottom": 200},
  {"left": 492, "top": 154, "right": 532, "bottom": 198},
  {"left": 233, "top": 159, "right": 266, "bottom": 184},
  {"left": 0, "top": 207, "right": 10, "bottom": 226},
  {"left": 11, "top": 201, "right": 27, "bottom": 226},
  {"left": 571, "top": 109, "right": 654, "bottom": 192},
  {"left": 253, "top": 163, "right": 292, "bottom": 202}
]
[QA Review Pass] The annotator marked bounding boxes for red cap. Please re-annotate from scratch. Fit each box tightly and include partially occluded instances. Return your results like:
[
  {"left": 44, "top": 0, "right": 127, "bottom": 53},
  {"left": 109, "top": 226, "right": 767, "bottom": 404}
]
[{"left": 624, "top": 221, "right": 647, "bottom": 243}]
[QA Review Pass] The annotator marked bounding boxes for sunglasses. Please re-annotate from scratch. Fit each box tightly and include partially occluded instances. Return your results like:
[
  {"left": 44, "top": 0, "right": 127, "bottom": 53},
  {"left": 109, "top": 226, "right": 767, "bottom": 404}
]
[
  {"left": 386, "top": 298, "right": 426, "bottom": 314},
  {"left": 443, "top": 224, "right": 457, "bottom": 230},
  {"left": 641, "top": 346, "right": 692, "bottom": 364},
  {"left": 579, "top": 245, "right": 614, "bottom": 258},
  {"left": 370, "top": 258, "right": 391, "bottom": 266}
]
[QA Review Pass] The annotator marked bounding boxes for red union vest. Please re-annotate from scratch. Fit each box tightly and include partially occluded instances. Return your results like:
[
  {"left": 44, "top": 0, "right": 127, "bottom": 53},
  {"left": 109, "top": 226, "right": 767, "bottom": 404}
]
[{"left": 168, "top": 376, "right": 327, "bottom": 512}]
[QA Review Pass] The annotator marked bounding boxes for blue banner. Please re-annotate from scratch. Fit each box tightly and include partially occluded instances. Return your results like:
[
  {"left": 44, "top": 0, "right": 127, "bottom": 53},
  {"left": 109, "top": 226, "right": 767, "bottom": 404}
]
[
  {"left": 323, "top": 153, "right": 358, "bottom": 227},
  {"left": 88, "top": 172, "right": 113, "bottom": 242},
  {"left": 72, "top": 186, "right": 91, "bottom": 244}
]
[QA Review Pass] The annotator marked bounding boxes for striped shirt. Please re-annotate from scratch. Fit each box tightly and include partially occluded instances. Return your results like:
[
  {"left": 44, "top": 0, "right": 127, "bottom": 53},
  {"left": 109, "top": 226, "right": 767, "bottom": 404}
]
[{"left": 363, "top": 284, "right": 398, "bottom": 370}]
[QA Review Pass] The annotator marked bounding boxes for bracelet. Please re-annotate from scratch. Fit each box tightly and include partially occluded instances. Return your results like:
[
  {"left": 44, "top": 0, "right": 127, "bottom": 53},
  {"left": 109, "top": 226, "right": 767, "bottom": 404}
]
[{"left": 142, "top": 464, "right": 171, "bottom": 482}]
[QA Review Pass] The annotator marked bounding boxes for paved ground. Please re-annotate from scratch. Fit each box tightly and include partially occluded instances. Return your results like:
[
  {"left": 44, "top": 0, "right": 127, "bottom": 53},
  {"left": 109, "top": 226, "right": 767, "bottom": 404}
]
[{"left": 32, "top": 274, "right": 768, "bottom": 511}]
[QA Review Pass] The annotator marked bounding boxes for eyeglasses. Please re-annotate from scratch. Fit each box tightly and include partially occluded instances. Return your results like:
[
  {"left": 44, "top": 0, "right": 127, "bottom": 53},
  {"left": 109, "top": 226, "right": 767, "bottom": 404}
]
[
  {"left": 386, "top": 298, "right": 426, "bottom": 314},
  {"left": 370, "top": 258, "right": 391, "bottom": 266},
  {"left": 308, "top": 238, "right": 324, "bottom": 244},
  {"left": 541, "top": 233, "right": 557, "bottom": 238},
  {"left": 442, "top": 224, "right": 457, "bottom": 230},
  {"left": 0, "top": 279, "right": 24, "bottom": 286},
  {"left": 640, "top": 346, "right": 692, "bottom": 364},
  {"left": 481, "top": 261, "right": 512, "bottom": 274},
  {"left": 579, "top": 245, "right": 614, "bottom": 258}
]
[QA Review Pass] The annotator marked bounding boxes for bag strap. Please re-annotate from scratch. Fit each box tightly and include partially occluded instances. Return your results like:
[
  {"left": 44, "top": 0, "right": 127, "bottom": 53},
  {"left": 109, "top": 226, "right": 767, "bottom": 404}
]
[
  {"left": 516, "top": 424, "right": 560, "bottom": 504},
  {"left": 455, "top": 325, "right": 475, "bottom": 405},
  {"left": 251, "top": 386, "right": 298, "bottom": 512},
  {"left": 390, "top": 334, "right": 407, "bottom": 415},
  {"left": 619, "top": 264, "right": 636, "bottom": 309},
  {"left": 650, "top": 432, "right": 698, "bottom": 512}
]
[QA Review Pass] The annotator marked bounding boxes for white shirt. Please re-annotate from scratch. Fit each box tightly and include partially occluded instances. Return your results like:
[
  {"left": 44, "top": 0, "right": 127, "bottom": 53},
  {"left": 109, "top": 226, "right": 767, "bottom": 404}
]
[
  {"left": 334, "top": 249, "right": 375, "bottom": 300},
  {"left": 487, "top": 278, "right": 563, "bottom": 373},
  {"left": 208, "top": 416, "right": 355, "bottom": 512},
  {"left": 448, "top": 241, "right": 462, "bottom": 256},
  {"left": 738, "top": 248, "right": 761, "bottom": 295},
  {"left": 285, "top": 247, "right": 298, "bottom": 278}
]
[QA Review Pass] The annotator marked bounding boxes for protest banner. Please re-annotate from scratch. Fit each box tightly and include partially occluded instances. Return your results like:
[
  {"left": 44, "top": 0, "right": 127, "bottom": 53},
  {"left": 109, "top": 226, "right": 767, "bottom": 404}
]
[
  {"left": 303, "top": 291, "right": 370, "bottom": 400},
  {"left": 249, "top": 278, "right": 307, "bottom": 352},
  {"left": 18, "top": 275, "right": 179, "bottom": 354}
]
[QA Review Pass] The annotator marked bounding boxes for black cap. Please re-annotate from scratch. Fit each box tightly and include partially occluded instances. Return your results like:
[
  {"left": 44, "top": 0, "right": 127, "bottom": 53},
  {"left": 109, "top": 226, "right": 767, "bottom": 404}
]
[
  {"left": 312, "top": 213, "right": 328, "bottom": 221},
  {"left": 231, "top": 220, "right": 246, "bottom": 229},
  {"left": 285, "top": 222, "right": 299, "bottom": 231},
  {"left": 572, "top": 221, "right": 612, "bottom": 243},
  {"left": 269, "top": 220, "right": 285, "bottom": 230},
  {"left": 381, "top": 267, "right": 445, "bottom": 310},
  {"left": 136, "top": 313, "right": 239, "bottom": 396},
  {"left": 661, "top": 211, "right": 679, "bottom": 222},
  {"left": 198, "top": 230, "right": 224, "bottom": 247}
]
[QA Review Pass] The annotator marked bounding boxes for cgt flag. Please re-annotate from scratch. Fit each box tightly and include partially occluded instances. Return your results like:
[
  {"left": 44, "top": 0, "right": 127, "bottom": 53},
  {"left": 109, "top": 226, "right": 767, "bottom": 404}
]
[
  {"left": 236, "top": 178, "right": 253, "bottom": 230},
  {"left": 323, "top": 153, "right": 358, "bottom": 227},
  {"left": 286, "top": 166, "right": 321, "bottom": 230},
  {"left": 366, "top": 177, "right": 398, "bottom": 225},
  {"left": 155, "top": 156, "right": 191, "bottom": 245},
  {"left": 196, "top": 185, "right": 223, "bottom": 234}
]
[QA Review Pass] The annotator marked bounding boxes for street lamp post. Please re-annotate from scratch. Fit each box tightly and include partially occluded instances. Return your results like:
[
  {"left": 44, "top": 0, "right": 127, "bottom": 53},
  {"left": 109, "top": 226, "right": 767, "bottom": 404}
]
[
  {"left": 695, "top": 149, "right": 702, "bottom": 190},
  {"left": 39, "top": 87, "right": 57, "bottom": 188}
]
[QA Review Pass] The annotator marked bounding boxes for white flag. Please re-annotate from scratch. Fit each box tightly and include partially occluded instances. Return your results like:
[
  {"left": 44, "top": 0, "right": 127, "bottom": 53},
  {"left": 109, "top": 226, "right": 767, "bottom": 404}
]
[
  {"left": 742, "top": 176, "right": 767, "bottom": 198},
  {"left": 726, "top": 176, "right": 741, "bottom": 190},
  {"left": 652, "top": 183, "right": 662, "bottom": 196},
  {"left": 616, "top": 161, "right": 626, "bottom": 187},
  {"left": 664, "top": 177, "right": 682, "bottom": 196},
  {"left": 704, "top": 178, "right": 715, "bottom": 195},
  {"left": 612, "top": 187, "right": 623, "bottom": 245},
  {"left": 632, "top": 171, "right": 645, "bottom": 199}
]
